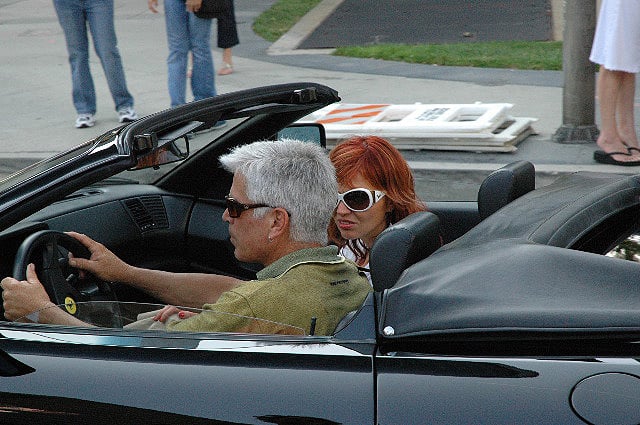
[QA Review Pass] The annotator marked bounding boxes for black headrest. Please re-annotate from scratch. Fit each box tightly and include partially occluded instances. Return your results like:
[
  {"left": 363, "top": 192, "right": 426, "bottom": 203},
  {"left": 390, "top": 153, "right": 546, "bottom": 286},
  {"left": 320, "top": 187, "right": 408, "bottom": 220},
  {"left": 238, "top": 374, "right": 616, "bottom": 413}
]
[
  {"left": 477, "top": 161, "right": 535, "bottom": 220},
  {"left": 370, "top": 211, "right": 441, "bottom": 292}
]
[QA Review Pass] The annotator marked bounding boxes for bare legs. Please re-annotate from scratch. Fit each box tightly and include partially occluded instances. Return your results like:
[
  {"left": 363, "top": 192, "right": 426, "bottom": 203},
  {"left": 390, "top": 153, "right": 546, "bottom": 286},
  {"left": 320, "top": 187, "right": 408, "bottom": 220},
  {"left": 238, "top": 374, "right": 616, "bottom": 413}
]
[
  {"left": 596, "top": 66, "right": 640, "bottom": 161},
  {"left": 188, "top": 48, "right": 233, "bottom": 77},
  {"left": 617, "top": 71, "right": 638, "bottom": 147},
  {"left": 218, "top": 48, "right": 233, "bottom": 75}
]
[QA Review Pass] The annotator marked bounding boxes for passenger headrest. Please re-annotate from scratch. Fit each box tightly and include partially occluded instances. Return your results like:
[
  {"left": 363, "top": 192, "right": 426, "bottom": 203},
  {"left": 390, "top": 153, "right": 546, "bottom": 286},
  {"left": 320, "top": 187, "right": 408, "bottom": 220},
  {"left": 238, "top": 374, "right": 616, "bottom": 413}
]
[{"left": 370, "top": 211, "right": 441, "bottom": 292}]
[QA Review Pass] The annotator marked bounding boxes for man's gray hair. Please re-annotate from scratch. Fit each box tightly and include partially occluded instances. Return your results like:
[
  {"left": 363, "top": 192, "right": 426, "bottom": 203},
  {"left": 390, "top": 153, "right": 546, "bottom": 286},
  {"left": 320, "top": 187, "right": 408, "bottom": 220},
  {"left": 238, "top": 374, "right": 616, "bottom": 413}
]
[{"left": 219, "top": 139, "right": 337, "bottom": 245}]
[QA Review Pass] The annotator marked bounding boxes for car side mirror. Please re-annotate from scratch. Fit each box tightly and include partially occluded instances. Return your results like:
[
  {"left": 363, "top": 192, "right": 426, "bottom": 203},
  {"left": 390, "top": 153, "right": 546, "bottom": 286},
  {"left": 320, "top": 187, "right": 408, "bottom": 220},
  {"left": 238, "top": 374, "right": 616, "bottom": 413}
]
[{"left": 277, "top": 123, "right": 326, "bottom": 148}]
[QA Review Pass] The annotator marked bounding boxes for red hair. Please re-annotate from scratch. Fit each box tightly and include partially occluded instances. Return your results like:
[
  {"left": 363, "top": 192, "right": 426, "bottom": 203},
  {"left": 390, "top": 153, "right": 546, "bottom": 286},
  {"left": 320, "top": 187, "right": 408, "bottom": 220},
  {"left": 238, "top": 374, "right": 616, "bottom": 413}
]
[{"left": 328, "top": 135, "right": 427, "bottom": 258}]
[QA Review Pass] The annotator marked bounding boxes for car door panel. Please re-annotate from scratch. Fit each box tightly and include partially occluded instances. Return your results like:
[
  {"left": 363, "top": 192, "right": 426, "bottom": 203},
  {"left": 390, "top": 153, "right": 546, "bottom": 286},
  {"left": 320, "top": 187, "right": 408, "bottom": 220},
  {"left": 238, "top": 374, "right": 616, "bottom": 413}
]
[{"left": 0, "top": 328, "right": 375, "bottom": 424}]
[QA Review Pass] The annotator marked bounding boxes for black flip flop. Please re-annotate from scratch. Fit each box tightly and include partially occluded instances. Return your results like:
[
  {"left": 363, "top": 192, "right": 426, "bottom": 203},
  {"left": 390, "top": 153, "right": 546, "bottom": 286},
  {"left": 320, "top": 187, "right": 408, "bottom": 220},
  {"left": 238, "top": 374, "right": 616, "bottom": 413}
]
[{"left": 594, "top": 150, "right": 640, "bottom": 166}]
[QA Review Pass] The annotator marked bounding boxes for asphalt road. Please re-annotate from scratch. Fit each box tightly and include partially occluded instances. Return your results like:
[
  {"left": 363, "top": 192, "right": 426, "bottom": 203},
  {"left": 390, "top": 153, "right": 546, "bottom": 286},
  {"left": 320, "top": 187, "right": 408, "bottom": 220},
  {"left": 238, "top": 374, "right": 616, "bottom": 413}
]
[{"left": 300, "top": 0, "right": 553, "bottom": 48}]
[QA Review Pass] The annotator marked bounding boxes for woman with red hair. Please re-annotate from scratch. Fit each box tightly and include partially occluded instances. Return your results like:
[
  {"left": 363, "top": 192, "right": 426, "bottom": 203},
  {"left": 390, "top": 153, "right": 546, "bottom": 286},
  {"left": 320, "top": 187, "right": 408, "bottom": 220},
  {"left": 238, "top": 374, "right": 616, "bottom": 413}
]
[{"left": 328, "top": 135, "right": 427, "bottom": 284}]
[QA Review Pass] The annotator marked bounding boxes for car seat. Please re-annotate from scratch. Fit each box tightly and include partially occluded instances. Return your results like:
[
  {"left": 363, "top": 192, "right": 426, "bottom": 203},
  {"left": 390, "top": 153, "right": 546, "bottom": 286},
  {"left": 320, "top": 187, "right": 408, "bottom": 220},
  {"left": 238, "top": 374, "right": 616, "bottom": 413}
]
[{"left": 369, "top": 211, "right": 442, "bottom": 292}]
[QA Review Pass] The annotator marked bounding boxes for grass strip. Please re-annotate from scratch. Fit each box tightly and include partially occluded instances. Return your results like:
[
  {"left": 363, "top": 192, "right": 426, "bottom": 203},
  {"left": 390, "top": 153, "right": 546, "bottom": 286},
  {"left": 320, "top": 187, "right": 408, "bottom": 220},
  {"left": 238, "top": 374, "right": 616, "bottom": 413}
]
[
  {"left": 334, "top": 41, "right": 563, "bottom": 71},
  {"left": 253, "top": 0, "right": 322, "bottom": 42}
]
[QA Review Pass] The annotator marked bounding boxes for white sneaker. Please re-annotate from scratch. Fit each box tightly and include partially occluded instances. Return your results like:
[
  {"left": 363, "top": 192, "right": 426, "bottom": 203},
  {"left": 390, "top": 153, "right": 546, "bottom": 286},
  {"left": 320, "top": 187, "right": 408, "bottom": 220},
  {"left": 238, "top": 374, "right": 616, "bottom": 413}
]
[
  {"left": 118, "top": 106, "right": 138, "bottom": 123},
  {"left": 75, "top": 114, "right": 95, "bottom": 129}
]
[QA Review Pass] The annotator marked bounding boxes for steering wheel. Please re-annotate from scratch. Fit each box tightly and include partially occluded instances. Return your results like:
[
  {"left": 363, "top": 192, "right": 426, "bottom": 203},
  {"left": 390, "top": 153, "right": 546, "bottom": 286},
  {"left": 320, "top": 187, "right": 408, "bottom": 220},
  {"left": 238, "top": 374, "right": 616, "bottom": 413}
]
[{"left": 11, "top": 230, "right": 120, "bottom": 327}]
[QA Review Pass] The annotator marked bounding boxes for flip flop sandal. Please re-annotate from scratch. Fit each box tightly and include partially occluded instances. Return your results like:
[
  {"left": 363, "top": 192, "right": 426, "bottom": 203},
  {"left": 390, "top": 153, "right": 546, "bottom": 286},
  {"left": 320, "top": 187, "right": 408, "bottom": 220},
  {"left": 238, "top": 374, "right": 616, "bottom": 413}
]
[
  {"left": 594, "top": 150, "right": 640, "bottom": 166},
  {"left": 218, "top": 62, "right": 233, "bottom": 76}
]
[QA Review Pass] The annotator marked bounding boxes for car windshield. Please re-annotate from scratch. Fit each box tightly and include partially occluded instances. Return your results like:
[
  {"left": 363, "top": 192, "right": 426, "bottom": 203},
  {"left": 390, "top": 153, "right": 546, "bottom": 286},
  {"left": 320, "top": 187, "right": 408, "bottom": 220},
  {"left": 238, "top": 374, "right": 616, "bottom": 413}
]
[
  {"left": 16, "top": 301, "right": 307, "bottom": 336},
  {"left": 0, "top": 129, "right": 120, "bottom": 193}
]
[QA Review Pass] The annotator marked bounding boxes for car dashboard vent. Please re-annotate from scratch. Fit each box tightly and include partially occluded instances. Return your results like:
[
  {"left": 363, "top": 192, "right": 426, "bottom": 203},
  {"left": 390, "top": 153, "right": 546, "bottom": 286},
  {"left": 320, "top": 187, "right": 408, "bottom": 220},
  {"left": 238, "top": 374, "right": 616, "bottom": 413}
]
[{"left": 123, "top": 196, "right": 169, "bottom": 232}]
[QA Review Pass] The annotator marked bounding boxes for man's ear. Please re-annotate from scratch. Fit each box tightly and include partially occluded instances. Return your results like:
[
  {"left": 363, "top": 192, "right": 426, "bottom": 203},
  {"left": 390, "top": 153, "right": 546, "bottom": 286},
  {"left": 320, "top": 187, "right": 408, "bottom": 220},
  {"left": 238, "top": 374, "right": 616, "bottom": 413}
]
[{"left": 268, "top": 207, "right": 290, "bottom": 240}]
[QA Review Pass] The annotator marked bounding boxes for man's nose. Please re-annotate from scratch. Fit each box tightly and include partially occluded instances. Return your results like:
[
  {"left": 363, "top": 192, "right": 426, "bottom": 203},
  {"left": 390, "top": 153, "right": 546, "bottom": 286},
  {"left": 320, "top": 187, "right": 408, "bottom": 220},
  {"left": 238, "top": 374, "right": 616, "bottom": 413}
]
[{"left": 222, "top": 208, "right": 231, "bottom": 222}]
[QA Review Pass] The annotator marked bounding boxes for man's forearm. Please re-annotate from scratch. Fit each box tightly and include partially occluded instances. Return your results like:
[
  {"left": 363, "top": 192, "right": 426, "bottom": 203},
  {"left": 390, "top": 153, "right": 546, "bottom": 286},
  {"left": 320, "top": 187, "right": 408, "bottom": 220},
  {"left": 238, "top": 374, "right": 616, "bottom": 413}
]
[
  {"left": 121, "top": 267, "right": 244, "bottom": 308},
  {"left": 34, "top": 302, "right": 95, "bottom": 327}
]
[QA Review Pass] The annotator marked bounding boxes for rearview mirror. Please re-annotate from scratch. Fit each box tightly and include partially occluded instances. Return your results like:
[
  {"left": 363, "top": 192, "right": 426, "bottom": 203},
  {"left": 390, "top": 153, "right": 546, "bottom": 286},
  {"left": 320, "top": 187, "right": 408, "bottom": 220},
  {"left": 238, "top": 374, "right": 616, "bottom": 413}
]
[
  {"left": 132, "top": 136, "right": 189, "bottom": 170},
  {"left": 277, "top": 123, "right": 326, "bottom": 148}
]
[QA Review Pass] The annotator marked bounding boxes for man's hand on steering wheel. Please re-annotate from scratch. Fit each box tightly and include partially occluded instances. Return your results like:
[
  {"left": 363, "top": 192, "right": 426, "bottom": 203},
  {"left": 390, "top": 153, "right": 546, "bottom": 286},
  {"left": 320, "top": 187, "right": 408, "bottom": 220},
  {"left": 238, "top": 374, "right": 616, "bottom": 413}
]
[
  {"left": 1, "top": 263, "right": 55, "bottom": 321},
  {"left": 66, "top": 232, "right": 133, "bottom": 283}
]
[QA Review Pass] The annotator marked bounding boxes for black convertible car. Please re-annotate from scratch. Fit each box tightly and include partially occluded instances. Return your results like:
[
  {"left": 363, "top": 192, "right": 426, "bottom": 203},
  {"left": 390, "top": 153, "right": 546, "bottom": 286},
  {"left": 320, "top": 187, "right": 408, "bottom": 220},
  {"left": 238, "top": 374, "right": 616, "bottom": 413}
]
[{"left": 0, "top": 82, "right": 640, "bottom": 424}]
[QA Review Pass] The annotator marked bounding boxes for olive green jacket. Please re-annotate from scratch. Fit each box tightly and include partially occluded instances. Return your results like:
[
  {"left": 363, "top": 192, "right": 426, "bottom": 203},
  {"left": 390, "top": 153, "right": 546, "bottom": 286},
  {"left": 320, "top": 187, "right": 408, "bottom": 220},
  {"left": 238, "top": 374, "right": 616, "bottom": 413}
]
[{"left": 168, "top": 246, "right": 371, "bottom": 335}]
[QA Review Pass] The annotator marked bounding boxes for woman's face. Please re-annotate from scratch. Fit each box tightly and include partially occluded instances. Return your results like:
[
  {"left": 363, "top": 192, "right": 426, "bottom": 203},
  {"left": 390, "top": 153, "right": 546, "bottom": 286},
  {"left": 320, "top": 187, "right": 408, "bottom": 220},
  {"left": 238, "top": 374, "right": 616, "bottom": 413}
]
[{"left": 334, "top": 174, "right": 391, "bottom": 248}]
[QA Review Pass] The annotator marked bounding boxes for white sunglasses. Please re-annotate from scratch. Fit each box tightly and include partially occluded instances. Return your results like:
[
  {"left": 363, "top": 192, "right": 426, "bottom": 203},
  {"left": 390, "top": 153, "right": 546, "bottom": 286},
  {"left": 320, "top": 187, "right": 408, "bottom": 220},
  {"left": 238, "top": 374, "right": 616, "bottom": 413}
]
[{"left": 337, "top": 188, "right": 386, "bottom": 212}]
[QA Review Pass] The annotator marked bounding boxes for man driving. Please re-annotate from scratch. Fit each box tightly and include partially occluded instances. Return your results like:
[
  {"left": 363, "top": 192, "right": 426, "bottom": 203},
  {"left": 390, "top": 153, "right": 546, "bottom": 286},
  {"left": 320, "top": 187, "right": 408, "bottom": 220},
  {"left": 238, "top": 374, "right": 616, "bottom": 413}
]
[{"left": 1, "top": 139, "right": 371, "bottom": 335}]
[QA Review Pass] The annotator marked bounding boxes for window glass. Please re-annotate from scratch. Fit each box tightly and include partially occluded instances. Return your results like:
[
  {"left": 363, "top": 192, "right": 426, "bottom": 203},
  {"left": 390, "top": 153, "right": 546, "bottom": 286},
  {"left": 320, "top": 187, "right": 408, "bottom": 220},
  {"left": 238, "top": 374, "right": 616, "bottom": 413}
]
[
  {"left": 113, "top": 118, "right": 246, "bottom": 185},
  {"left": 0, "top": 131, "right": 118, "bottom": 192},
  {"left": 15, "top": 301, "right": 306, "bottom": 336},
  {"left": 607, "top": 233, "right": 640, "bottom": 262}
]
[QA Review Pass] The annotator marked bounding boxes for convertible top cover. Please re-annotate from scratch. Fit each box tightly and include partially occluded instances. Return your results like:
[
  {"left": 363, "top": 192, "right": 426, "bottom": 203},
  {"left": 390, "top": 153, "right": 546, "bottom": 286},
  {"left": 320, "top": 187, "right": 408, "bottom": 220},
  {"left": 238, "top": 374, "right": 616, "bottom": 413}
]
[{"left": 380, "top": 172, "right": 640, "bottom": 340}]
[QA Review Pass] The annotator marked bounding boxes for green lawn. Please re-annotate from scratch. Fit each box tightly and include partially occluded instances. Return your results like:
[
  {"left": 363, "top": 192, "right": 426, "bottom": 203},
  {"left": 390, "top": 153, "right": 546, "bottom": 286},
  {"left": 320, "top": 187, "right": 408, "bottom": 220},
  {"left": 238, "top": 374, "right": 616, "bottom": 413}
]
[
  {"left": 252, "top": 0, "right": 323, "bottom": 42},
  {"left": 252, "top": 0, "right": 562, "bottom": 71},
  {"left": 334, "top": 41, "right": 562, "bottom": 71}
]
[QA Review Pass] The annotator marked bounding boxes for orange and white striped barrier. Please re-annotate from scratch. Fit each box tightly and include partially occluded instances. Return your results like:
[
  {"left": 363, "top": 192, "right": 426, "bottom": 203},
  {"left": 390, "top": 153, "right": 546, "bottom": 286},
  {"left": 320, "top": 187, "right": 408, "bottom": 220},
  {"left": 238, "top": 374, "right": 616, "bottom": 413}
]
[{"left": 297, "top": 102, "right": 537, "bottom": 152}]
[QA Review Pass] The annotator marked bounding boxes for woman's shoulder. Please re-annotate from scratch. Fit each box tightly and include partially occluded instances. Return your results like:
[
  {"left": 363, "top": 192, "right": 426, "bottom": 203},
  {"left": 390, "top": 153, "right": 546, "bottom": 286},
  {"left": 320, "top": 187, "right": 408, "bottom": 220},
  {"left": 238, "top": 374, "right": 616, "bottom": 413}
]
[
  {"left": 339, "top": 241, "right": 366, "bottom": 261},
  {"left": 339, "top": 244, "right": 355, "bottom": 260}
]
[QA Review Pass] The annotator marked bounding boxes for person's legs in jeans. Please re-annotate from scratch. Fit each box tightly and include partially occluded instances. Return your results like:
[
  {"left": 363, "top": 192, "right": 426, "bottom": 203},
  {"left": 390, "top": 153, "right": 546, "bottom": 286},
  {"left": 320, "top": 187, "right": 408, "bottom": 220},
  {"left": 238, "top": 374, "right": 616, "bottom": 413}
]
[
  {"left": 84, "top": 0, "right": 134, "bottom": 111},
  {"left": 53, "top": 0, "right": 96, "bottom": 115},
  {"left": 189, "top": 14, "right": 216, "bottom": 101},
  {"left": 164, "top": 0, "right": 190, "bottom": 107}
]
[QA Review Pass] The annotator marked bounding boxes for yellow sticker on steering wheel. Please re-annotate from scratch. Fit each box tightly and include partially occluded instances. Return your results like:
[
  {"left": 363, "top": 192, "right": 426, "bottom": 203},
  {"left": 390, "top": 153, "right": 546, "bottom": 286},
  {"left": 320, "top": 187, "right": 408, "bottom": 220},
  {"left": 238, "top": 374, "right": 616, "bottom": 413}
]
[{"left": 64, "top": 297, "right": 77, "bottom": 315}]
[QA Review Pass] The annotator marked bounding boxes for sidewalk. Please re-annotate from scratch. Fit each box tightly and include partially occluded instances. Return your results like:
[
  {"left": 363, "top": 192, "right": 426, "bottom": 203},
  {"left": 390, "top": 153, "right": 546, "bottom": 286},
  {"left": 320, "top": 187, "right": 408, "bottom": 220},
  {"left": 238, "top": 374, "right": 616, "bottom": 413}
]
[{"left": 0, "top": 0, "right": 637, "bottom": 177}]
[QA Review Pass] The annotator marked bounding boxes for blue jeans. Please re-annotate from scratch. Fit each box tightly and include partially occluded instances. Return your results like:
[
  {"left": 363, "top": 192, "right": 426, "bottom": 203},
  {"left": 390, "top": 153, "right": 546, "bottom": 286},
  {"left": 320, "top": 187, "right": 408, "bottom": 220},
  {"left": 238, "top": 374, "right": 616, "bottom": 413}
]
[
  {"left": 53, "top": 0, "right": 134, "bottom": 115},
  {"left": 164, "top": 0, "right": 217, "bottom": 107}
]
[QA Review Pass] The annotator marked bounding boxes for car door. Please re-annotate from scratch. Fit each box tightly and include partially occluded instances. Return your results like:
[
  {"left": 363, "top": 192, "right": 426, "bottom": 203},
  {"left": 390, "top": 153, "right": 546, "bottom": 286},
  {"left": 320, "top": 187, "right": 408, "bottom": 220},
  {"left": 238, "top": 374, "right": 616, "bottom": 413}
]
[{"left": 0, "top": 323, "right": 376, "bottom": 424}]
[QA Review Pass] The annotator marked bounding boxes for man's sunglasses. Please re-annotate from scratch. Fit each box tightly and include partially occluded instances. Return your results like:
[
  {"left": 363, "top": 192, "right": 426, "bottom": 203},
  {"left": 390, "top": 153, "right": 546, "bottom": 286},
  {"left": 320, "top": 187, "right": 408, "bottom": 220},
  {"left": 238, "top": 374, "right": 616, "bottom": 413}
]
[
  {"left": 336, "top": 188, "right": 386, "bottom": 212},
  {"left": 225, "top": 196, "right": 272, "bottom": 218}
]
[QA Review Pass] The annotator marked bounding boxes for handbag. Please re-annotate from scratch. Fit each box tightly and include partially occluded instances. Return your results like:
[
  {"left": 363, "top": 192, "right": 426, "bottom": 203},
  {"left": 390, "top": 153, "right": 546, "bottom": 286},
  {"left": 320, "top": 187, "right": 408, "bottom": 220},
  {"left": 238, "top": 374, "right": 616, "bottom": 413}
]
[{"left": 194, "top": 0, "right": 231, "bottom": 19}]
